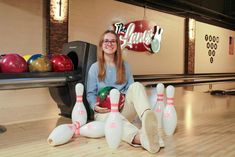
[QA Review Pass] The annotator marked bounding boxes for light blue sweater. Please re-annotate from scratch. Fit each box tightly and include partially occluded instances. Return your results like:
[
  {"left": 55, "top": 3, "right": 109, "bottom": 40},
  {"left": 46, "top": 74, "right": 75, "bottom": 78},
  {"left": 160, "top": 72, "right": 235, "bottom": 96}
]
[{"left": 86, "top": 61, "right": 134, "bottom": 110}]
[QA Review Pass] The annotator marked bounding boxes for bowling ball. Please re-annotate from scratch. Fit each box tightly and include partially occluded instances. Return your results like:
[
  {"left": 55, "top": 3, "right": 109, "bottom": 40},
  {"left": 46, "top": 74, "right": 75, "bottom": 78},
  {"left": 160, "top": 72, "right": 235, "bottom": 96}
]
[
  {"left": 50, "top": 54, "right": 74, "bottom": 72},
  {"left": 0, "top": 54, "right": 27, "bottom": 73},
  {"left": 28, "top": 55, "right": 52, "bottom": 72},
  {"left": 96, "top": 87, "right": 125, "bottom": 110},
  {"left": 97, "top": 86, "right": 114, "bottom": 101},
  {"left": 23, "top": 54, "right": 32, "bottom": 62}
]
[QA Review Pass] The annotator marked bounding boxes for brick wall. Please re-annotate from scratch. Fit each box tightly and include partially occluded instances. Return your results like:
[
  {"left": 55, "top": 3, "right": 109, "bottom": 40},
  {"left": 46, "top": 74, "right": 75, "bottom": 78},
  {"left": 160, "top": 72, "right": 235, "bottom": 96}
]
[{"left": 46, "top": 0, "right": 68, "bottom": 54}]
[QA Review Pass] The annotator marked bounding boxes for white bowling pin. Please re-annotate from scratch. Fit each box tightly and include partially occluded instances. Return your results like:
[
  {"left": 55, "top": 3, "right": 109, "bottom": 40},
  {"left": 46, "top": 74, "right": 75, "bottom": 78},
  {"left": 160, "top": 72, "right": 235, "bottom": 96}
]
[
  {"left": 76, "top": 121, "right": 105, "bottom": 138},
  {"left": 105, "top": 89, "right": 123, "bottom": 149},
  {"left": 47, "top": 124, "right": 76, "bottom": 146},
  {"left": 154, "top": 83, "right": 165, "bottom": 128},
  {"left": 163, "top": 85, "right": 177, "bottom": 136},
  {"left": 71, "top": 83, "right": 87, "bottom": 127}
]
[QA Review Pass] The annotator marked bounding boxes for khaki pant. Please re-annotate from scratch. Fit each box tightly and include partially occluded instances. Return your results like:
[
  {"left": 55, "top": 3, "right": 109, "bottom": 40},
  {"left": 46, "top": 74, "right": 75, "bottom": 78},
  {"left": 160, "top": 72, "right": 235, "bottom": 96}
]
[{"left": 94, "top": 82, "right": 151, "bottom": 144}]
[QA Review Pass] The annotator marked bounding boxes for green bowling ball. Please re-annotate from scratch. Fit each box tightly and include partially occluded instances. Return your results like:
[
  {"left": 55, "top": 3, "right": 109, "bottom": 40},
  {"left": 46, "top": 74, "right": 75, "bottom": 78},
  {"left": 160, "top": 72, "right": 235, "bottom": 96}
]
[{"left": 97, "top": 86, "right": 114, "bottom": 101}]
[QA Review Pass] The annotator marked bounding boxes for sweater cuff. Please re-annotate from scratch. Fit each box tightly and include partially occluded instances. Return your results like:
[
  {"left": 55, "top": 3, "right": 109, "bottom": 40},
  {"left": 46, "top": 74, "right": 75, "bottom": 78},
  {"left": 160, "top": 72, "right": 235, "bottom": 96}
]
[{"left": 90, "top": 102, "right": 96, "bottom": 111}]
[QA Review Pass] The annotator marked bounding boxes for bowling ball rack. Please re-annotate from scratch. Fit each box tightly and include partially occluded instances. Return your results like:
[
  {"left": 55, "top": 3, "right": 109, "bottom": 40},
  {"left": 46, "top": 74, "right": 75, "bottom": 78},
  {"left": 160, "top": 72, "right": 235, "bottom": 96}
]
[
  {"left": 0, "top": 71, "right": 81, "bottom": 90},
  {"left": 0, "top": 41, "right": 97, "bottom": 130}
]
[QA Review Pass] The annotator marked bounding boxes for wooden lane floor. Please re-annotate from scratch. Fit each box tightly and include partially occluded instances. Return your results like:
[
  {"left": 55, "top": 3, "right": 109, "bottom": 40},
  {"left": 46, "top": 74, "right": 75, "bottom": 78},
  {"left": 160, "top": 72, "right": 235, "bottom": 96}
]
[{"left": 0, "top": 83, "right": 235, "bottom": 157}]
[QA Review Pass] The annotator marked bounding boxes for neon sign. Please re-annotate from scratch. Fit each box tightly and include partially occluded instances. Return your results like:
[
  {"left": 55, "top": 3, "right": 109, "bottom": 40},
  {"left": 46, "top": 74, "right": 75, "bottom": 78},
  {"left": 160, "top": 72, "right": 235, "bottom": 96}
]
[{"left": 114, "top": 20, "right": 163, "bottom": 54}]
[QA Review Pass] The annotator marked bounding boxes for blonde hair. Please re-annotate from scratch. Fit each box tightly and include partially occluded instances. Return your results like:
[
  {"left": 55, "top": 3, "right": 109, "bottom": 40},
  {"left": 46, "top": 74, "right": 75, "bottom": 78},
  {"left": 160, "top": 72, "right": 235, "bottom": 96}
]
[{"left": 97, "top": 30, "right": 126, "bottom": 84}]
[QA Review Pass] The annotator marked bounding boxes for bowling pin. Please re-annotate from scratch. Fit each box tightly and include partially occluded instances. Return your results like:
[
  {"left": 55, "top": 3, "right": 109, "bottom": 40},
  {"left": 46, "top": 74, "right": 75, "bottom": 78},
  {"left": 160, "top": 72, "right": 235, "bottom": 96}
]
[
  {"left": 163, "top": 85, "right": 177, "bottom": 136},
  {"left": 104, "top": 89, "right": 123, "bottom": 149},
  {"left": 47, "top": 124, "right": 76, "bottom": 146},
  {"left": 71, "top": 83, "right": 87, "bottom": 127},
  {"left": 154, "top": 83, "right": 165, "bottom": 128},
  {"left": 76, "top": 121, "right": 105, "bottom": 138},
  {"left": 48, "top": 120, "right": 105, "bottom": 146}
]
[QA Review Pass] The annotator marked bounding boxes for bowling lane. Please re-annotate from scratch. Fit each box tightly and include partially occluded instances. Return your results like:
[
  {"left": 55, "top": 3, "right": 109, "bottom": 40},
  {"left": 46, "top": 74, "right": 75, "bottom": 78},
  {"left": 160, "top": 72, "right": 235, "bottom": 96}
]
[
  {"left": 0, "top": 82, "right": 234, "bottom": 156},
  {"left": 135, "top": 73, "right": 235, "bottom": 87}
]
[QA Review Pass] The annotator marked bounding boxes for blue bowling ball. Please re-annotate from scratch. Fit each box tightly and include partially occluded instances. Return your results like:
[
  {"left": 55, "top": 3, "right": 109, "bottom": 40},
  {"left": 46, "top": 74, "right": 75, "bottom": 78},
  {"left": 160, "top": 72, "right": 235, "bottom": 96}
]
[{"left": 27, "top": 54, "right": 43, "bottom": 64}]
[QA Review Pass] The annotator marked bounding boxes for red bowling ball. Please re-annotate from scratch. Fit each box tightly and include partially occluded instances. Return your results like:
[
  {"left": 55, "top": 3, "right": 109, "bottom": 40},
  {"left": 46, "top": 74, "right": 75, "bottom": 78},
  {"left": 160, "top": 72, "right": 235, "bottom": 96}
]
[
  {"left": 50, "top": 54, "right": 73, "bottom": 72},
  {"left": 0, "top": 54, "right": 27, "bottom": 73},
  {"left": 97, "top": 93, "right": 125, "bottom": 110}
]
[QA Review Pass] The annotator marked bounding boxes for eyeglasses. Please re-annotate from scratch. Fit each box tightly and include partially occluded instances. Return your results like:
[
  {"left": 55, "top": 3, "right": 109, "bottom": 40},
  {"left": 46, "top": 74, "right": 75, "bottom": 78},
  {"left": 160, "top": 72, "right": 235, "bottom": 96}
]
[{"left": 103, "top": 39, "right": 117, "bottom": 45}]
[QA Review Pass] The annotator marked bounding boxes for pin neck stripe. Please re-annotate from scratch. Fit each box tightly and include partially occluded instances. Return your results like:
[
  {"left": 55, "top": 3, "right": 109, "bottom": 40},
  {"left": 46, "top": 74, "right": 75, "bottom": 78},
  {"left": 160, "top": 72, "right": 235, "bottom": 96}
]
[
  {"left": 74, "top": 121, "right": 80, "bottom": 135},
  {"left": 111, "top": 103, "right": 119, "bottom": 107},
  {"left": 167, "top": 97, "right": 174, "bottom": 105},
  {"left": 157, "top": 94, "right": 164, "bottom": 101},
  {"left": 111, "top": 103, "right": 119, "bottom": 112},
  {"left": 76, "top": 96, "right": 83, "bottom": 102},
  {"left": 111, "top": 109, "right": 119, "bottom": 112}
]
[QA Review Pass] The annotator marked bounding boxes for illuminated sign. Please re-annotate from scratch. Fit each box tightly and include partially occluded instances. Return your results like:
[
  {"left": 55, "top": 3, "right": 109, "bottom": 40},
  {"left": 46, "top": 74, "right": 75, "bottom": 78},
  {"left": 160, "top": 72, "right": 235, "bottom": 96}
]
[{"left": 114, "top": 20, "right": 163, "bottom": 54}]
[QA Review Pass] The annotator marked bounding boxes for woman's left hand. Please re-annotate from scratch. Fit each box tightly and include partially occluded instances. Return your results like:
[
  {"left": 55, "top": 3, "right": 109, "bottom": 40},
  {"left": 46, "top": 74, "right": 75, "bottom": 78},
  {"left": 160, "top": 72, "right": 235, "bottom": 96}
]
[{"left": 94, "top": 102, "right": 110, "bottom": 113}]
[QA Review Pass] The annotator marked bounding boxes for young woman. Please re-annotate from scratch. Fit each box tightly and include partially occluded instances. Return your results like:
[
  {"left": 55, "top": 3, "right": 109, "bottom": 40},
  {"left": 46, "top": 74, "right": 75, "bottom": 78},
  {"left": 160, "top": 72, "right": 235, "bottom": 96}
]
[{"left": 86, "top": 30, "right": 160, "bottom": 153}]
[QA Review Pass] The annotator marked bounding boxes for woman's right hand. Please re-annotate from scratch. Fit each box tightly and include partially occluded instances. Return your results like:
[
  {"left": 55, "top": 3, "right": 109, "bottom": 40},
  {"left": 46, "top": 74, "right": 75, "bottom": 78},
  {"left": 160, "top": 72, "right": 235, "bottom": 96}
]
[{"left": 94, "top": 102, "right": 110, "bottom": 113}]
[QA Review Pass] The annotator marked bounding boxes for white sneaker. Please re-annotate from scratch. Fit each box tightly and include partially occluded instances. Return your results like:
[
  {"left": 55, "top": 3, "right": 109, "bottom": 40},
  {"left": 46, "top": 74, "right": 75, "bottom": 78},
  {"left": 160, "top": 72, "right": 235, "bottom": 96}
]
[{"left": 140, "top": 110, "right": 160, "bottom": 153}]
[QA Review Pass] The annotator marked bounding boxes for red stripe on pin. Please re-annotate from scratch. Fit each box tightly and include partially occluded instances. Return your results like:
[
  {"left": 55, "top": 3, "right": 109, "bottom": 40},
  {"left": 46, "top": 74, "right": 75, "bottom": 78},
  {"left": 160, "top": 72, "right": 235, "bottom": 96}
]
[
  {"left": 112, "top": 103, "right": 119, "bottom": 107},
  {"left": 167, "top": 98, "right": 174, "bottom": 100},
  {"left": 74, "top": 122, "right": 80, "bottom": 135},
  {"left": 111, "top": 109, "right": 119, "bottom": 112},
  {"left": 167, "top": 97, "right": 174, "bottom": 105},
  {"left": 76, "top": 96, "right": 83, "bottom": 102}
]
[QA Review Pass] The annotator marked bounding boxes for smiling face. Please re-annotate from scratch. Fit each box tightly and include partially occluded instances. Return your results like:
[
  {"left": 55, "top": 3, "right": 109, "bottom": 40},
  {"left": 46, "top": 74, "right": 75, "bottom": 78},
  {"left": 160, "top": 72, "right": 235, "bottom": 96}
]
[
  {"left": 97, "top": 30, "right": 125, "bottom": 83},
  {"left": 102, "top": 32, "right": 117, "bottom": 55}
]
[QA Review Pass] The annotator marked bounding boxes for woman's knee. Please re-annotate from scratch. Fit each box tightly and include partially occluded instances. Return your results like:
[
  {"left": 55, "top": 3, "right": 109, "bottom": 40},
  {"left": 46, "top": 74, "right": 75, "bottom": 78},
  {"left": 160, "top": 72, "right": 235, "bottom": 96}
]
[{"left": 129, "top": 82, "right": 144, "bottom": 90}]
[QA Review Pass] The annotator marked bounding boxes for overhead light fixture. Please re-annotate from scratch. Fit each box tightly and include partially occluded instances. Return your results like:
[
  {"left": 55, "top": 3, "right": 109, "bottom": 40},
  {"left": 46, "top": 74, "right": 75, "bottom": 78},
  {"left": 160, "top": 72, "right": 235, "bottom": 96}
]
[
  {"left": 189, "top": 18, "right": 196, "bottom": 40},
  {"left": 50, "top": 0, "right": 68, "bottom": 23}
]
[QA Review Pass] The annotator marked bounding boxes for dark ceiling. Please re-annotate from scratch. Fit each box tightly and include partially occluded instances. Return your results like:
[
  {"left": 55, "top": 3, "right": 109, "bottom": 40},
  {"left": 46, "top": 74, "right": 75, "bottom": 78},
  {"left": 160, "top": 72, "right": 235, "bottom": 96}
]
[{"left": 117, "top": 0, "right": 235, "bottom": 30}]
